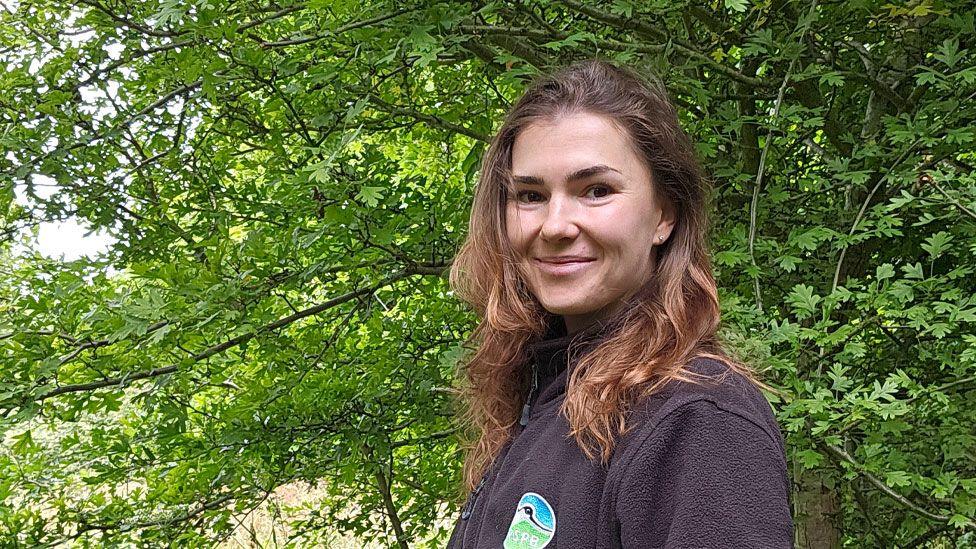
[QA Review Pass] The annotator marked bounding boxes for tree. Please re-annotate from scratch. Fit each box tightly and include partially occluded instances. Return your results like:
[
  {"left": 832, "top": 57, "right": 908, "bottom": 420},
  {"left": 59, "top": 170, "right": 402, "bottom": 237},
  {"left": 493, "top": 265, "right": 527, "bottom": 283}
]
[{"left": 1, "top": 0, "right": 974, "bottom": 546}]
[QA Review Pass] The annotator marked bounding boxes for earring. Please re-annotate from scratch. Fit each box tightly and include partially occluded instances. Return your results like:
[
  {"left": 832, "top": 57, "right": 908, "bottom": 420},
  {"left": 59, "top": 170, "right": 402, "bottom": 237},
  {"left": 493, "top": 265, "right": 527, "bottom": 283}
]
[{"left": 658, "top": 235, "right": 665, "bottom": 242}]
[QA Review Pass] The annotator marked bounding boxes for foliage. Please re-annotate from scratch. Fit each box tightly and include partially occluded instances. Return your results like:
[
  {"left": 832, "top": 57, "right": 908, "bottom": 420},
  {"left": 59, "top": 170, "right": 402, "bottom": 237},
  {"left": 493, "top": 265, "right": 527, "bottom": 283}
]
[{"left": 1, "top": 0, "right": 975, "bottom": 546}]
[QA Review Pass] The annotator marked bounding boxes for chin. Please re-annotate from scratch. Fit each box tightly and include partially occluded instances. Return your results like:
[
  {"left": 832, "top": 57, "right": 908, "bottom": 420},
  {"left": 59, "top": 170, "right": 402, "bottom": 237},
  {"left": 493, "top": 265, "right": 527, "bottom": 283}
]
[{"left": 538, "top": 298, "right": 603, "bottom": 316}]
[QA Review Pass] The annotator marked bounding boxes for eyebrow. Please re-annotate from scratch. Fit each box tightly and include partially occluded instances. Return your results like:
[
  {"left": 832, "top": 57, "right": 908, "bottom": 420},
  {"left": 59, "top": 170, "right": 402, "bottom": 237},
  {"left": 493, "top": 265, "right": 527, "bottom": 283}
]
[{"left": 511, "top": 164, "right": 622, "bottom": 186}]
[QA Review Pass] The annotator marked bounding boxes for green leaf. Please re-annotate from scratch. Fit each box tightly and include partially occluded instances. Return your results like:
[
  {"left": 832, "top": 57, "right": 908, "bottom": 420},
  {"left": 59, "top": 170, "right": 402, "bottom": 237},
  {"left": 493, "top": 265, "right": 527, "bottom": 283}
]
[
  {"left": 356, "top": 186, "right": 385, "bottom": 208},
  {"left": 542, "top": 32, "right": 591, "bottom": 51},
  {"left": 714, "top": 248, "right": 749, "bottom": 267},
  {"left": 886, "top": 470, "right": 913, "bottom": 488},
  {"left": 461, "top": 141, "right": 485, "bottom": 183},
  {"left": 151, "top": 0, "right": 186, "bottom": 28},
  {"left": 934, "top": 38, "right": 965, "bottom": 69},
  {"left": 778, "top": 255, "right": 802, "bottom": 272},
  {"left": 787, "top": 284, "right": 822, "bottom": 318},
  {"left": 725, "top": 0, "right": 749, "bottom": 12},
  {"left": 609, "top": 0, "right": 635, "bottom": 17},
  {"left": 949, "top": 513, "right": 973, "bottom": 528},
  {"left": 827, "top": 363, "right": 853, "bottom": 392},
  {"left": 901, "top": 262, "right": 924, "bottom": 279},
  {"left": 818, "top": 71, "right": 845, "bottom": 87},
  {"left": 797, "top": 449, "right": 824, "bottom": 469},
  {"left": 922, "top": 231, "right": 954, "bottom": 259},
  {"left": 915, "top": 68, "right": 944, "bottom": 86},
  {"left": 790, "top": 227, "right": 833, "bottom": 251}
]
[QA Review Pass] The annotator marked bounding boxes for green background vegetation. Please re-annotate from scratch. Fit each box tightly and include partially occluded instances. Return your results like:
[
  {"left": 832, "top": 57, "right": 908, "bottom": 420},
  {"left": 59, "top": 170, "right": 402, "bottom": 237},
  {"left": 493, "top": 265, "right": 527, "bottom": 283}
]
[{"left": 1, "top": 0, "right": 974, "bottom": 546}]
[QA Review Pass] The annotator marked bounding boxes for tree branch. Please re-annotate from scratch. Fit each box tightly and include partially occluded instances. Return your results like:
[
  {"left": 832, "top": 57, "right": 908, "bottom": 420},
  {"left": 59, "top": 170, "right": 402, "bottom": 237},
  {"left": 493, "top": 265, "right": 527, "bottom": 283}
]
[
  {"left": 238, "top": 4, "right": 305, "bottom": 32},
  {"left": 391, "top": 427, "right": 458, "bottom": 448},
  {"left": 367, "top": 95, "right": 489, "bottom": 142},
  {"left": 554, "top": 0, "right": 771, "bottom": 89},
  {"left": 258, "top": 8, "right": 418, "bottom": 48},
  {"left": 823, "top": 443, "right": 953, "bottom": 523},
  {"left": 364, "top": 444, "right": 410, "bottom": 549},
  {"left": 930, "top": 179, "right": 976, "bottom": 222},
  {"left": 57, "top": 321, "right": 170, "bottom": 366},
  {"left": 75, "top": 0, "right": 187, "bottom": 38},
  {"left": 16, "top": 80, "right": 203, "bottom": 176},
  {"left": 74, "top": 493, "right": 240, "bottom": 539},
  {"left": 748, "top": 0, "right": 820, "bottom": 311},
  {"left": 29, "top": 269, "right": 436, "bottom": 403}
]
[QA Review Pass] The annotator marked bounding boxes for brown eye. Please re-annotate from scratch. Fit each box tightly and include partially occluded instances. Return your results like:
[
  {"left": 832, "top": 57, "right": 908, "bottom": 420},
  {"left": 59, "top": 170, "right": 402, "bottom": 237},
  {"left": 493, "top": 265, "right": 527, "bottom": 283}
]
[
  {"left": 586, "top": 184, "right": 612, "bottom": 199},
  {"left": 516, "top": 190, "right": 543, "bottom": 203}
]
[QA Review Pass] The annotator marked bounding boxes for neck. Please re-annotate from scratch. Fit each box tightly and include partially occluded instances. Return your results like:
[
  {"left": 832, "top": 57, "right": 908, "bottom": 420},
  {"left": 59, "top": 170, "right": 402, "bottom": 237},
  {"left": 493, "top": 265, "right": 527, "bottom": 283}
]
[{"left": 562, "top": 299, "right": 628, "bottom": 335}]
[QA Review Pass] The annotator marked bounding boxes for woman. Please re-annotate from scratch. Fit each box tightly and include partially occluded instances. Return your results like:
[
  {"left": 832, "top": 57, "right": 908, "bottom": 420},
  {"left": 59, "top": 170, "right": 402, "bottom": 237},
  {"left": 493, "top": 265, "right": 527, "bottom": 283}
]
[{"left": 446, "top": 59, "right": 792, "bottom": 548}]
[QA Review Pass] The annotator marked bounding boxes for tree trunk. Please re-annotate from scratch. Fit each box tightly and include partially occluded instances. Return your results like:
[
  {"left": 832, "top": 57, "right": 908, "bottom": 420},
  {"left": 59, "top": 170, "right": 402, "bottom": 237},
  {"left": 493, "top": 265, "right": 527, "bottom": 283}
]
[{"left": 794, "top": 467, "right": 841, "bottom": 549}]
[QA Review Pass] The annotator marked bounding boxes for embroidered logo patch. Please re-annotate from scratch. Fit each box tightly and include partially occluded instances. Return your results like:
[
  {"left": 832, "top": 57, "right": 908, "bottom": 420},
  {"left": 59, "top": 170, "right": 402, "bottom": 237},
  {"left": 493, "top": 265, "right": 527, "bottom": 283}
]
[{"left": 503, "top": 492, "right": 556, "bottom": 548}]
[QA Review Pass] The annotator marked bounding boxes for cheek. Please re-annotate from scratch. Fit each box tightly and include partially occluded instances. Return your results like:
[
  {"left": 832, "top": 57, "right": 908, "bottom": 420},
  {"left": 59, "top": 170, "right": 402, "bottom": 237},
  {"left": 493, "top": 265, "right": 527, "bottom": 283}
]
[
  {"left": 600, "top": 211, "right": 654, "bottom": 262},
  {"left": 597, "top": 213, "right": 643, "bottom": 247}
]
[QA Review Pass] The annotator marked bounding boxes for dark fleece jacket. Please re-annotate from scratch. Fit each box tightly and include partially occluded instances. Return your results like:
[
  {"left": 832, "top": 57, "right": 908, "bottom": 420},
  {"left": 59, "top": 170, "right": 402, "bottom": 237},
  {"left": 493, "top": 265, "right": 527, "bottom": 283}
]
[{"left": 446, "top": 317, "right": 793, "bottom": 548}]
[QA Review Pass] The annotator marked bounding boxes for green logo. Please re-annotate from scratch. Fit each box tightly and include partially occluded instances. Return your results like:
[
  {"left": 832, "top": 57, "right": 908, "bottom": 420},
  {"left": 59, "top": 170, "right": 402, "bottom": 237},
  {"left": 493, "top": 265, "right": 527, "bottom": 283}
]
[{"left": 503, "top": 492, "right": 556, "bottom": 548}]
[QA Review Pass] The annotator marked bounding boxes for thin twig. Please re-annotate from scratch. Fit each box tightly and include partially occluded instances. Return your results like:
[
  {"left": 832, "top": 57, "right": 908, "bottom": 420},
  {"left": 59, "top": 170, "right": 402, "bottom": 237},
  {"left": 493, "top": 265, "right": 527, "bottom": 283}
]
[
  {"left": 823, "top": 443, "right": 955, "bottom": 523},
  {"left": 748, "top": 0, "right": 820, "bottom": 312},
  {"left": 930, "top": 179, "right": 976, "bottom": 222},
  {"left": 259, "top": 8, "right": 417, "bottom": 48},
  {"left": 832, "top": 88, "right": 976, "bottom": 292},
  {"left": 29, "top": 269, "right": 437, "bottom": 403}
]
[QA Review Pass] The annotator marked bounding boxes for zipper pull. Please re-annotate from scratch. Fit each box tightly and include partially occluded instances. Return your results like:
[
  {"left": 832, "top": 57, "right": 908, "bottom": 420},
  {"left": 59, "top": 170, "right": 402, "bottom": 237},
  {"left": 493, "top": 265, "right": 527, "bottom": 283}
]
[
  {"left": 519, "top": 401, "right": 531, "bottom": 428},
  {"left": 519, "top": 363, "right": 540, "bottom": 428},
  {"left": 461, "top": 474, "right": 487, "bottom": 520}
]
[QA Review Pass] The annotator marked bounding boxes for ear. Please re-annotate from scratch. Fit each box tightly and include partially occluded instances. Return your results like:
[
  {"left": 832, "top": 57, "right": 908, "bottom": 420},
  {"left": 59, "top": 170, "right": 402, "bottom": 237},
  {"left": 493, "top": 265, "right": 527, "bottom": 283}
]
[{"left": 654, "top": 196, "right": 677, "bottom": 244}]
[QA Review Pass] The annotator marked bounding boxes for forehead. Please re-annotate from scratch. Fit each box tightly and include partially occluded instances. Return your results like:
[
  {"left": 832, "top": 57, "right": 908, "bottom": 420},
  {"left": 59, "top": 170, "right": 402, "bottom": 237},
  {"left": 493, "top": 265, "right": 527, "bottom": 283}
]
[{"left": 510, "top": 112, "right": 643, "bottom": 177}]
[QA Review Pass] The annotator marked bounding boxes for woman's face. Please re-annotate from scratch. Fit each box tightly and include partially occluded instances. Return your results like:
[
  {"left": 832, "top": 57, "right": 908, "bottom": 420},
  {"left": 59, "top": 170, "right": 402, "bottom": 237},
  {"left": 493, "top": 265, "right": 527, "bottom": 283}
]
[{"left": 506, "top": 111, "right": 675, "bottom": 334}]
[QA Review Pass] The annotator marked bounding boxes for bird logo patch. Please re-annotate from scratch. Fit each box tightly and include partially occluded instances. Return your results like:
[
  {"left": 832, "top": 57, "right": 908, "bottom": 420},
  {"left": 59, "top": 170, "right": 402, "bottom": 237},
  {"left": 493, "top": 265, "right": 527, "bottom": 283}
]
[{"left": 503, "top": 492, "right": 556, "bottom": 548}]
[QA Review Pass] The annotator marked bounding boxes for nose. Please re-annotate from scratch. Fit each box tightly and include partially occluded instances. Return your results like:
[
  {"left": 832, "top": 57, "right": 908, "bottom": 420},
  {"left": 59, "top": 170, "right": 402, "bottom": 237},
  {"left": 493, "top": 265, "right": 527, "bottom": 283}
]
[{"left": 539, "top": 193, "right": 581, "bottom": 242}]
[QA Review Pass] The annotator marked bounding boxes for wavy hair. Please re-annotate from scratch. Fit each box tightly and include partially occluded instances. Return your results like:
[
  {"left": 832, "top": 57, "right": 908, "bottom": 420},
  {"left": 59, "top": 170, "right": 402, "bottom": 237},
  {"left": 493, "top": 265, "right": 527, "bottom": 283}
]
[{"left": 448, "top": 58, "right": 768, "bottom": 493}]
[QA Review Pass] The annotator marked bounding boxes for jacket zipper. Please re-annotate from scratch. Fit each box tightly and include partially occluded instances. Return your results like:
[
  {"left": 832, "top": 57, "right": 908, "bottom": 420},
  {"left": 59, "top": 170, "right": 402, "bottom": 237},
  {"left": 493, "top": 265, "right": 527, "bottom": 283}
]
[
  {"left": 519, "top": 361, "right": 539, "bottom": 429},
  {"left": 461, "top": 362, "right": 538, "bottom": 525},
  {"left": 461, "top": 473, "right": 487, "bottom": 520}
]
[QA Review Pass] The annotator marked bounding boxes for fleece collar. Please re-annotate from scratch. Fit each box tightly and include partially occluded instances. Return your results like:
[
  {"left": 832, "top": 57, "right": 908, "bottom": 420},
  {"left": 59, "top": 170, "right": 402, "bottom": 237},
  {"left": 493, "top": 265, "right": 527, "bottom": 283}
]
[{"left": 524, "top": 316, "right": 621, "bottom": 412}]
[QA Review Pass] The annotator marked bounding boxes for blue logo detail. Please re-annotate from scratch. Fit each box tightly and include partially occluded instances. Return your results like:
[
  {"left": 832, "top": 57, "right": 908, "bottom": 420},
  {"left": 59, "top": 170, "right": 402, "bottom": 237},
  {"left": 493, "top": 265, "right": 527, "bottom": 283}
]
[{"left": 503, "top": 492, "right": 556, "bottom": 548}]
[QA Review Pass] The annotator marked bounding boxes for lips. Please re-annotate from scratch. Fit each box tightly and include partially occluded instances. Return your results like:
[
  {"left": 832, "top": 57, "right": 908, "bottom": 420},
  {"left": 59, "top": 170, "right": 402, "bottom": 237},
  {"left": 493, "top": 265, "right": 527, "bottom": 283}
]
[
  {"left": 534, "top": 257, "right": 595, "bottom": 276},
  {"left": 538, "top": 256, "right": 595, "bottom": 263}
]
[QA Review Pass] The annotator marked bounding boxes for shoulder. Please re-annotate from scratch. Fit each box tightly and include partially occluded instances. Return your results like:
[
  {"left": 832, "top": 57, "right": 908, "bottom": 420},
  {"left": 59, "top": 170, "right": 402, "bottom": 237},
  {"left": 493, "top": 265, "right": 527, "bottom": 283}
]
[
  {"left": 612, "top": 357, "right": 786, "bottom": 472},
  {"left": 605, "top": 360, "right": 794, "bottom": 547},
  {"left": 608, "top": 360, "right": 795, "bottom": 547}
]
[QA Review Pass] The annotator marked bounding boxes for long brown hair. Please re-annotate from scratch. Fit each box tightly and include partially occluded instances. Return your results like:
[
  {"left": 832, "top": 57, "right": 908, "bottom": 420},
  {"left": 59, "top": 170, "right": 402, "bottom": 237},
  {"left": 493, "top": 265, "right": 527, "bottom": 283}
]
[{"left": 448, "top": 58, "right": 767, "bottom": 493}]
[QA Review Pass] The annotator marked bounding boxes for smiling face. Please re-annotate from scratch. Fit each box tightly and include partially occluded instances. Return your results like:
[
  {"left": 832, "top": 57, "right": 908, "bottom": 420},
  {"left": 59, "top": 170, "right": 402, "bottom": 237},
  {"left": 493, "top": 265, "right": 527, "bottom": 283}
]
[{"left": 506, "top": 111, "right": 676, "bottom": 334}]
